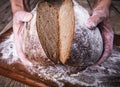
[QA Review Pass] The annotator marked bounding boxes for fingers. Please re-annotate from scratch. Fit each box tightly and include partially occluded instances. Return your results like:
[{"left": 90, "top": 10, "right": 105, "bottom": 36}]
[
  {"left": 18, "top": 52, "right": 33, "bottom": 66},
  {"left": 12, "top": 11, "right": 33, "bottom": 66},
  {"left": 86, "top": 9, "right": 108, "bottom": 29},
  {"left": 95, "top": 20, "right": 114, "bottom": 65}
]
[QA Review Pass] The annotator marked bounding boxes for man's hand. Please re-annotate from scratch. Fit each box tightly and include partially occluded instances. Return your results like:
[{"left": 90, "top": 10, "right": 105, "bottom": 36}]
[
  {"left": 86, "top": 0, "right": 114, "bottom": 65},
  {"left": 13, "top": 11, "right": 33, "bottom": 66}
]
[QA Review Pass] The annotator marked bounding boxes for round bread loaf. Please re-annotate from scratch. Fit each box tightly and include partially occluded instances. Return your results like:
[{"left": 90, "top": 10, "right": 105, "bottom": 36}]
[
  {"left": 22, "top": 0, "right": 103, "bottom": 67},
  {"left": 36, "top": 0, "right": 103, "bottom": 66}
]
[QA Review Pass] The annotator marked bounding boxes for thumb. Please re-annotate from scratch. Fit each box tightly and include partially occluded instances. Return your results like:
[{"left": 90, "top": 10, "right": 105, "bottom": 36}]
[
  {"left": 13, "top": 11, "right": 33, "bottom": 34},
  {"left": 14, "top": 11, "right": 33, "bottom": 22},
  {"left": 86, "top": 8, "right": 108, "bottom": 30},
  {"left": 86, "top": 15, "right": 103, "bottom": 29}
]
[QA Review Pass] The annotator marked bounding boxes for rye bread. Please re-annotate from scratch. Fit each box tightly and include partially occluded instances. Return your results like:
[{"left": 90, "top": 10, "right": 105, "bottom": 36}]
[
  {"left": 36, "top": 0, "right": 74, "bottom": 63},
  {"left": 22, "top": 0, "right": 103, "bottom": 66}
]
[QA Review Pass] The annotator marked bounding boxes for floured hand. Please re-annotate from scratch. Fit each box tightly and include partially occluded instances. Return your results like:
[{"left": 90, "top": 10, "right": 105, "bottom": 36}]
[
  {"left": 86, "top": 0, "right": 114, "bottom": 65},
  {"left": 13, "top": 11, "right": 33, "bottom": 66}
]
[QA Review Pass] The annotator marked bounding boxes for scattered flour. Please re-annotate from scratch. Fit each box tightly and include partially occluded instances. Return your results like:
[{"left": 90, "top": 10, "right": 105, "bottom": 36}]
[{"left": 0, "top": 33, "right": 18, "bottom": 64}]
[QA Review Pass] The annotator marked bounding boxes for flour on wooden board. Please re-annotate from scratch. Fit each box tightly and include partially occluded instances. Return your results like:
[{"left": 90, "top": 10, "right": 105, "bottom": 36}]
[{"left": 0, "top": 33, "right": 18, "bottom": 64}]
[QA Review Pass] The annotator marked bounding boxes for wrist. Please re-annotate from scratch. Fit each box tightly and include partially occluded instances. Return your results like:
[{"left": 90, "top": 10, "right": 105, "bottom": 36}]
[
  {"left": 93, "top": 0, "right": 111, "bottom": 10},
  {"left": 10, "top": 0, "right": 25, "bottom": 14},
  {"left": 12, "top": 7, "right": 25, "bottom": 14},
  {"left": 92, "top": 0, "right": 111, "bottom": 18}
]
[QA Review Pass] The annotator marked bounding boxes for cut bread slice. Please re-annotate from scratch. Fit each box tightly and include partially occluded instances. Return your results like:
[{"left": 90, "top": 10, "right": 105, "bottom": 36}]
[{"left": 36, "top": 0, "right": 74, "bottom": 63}]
